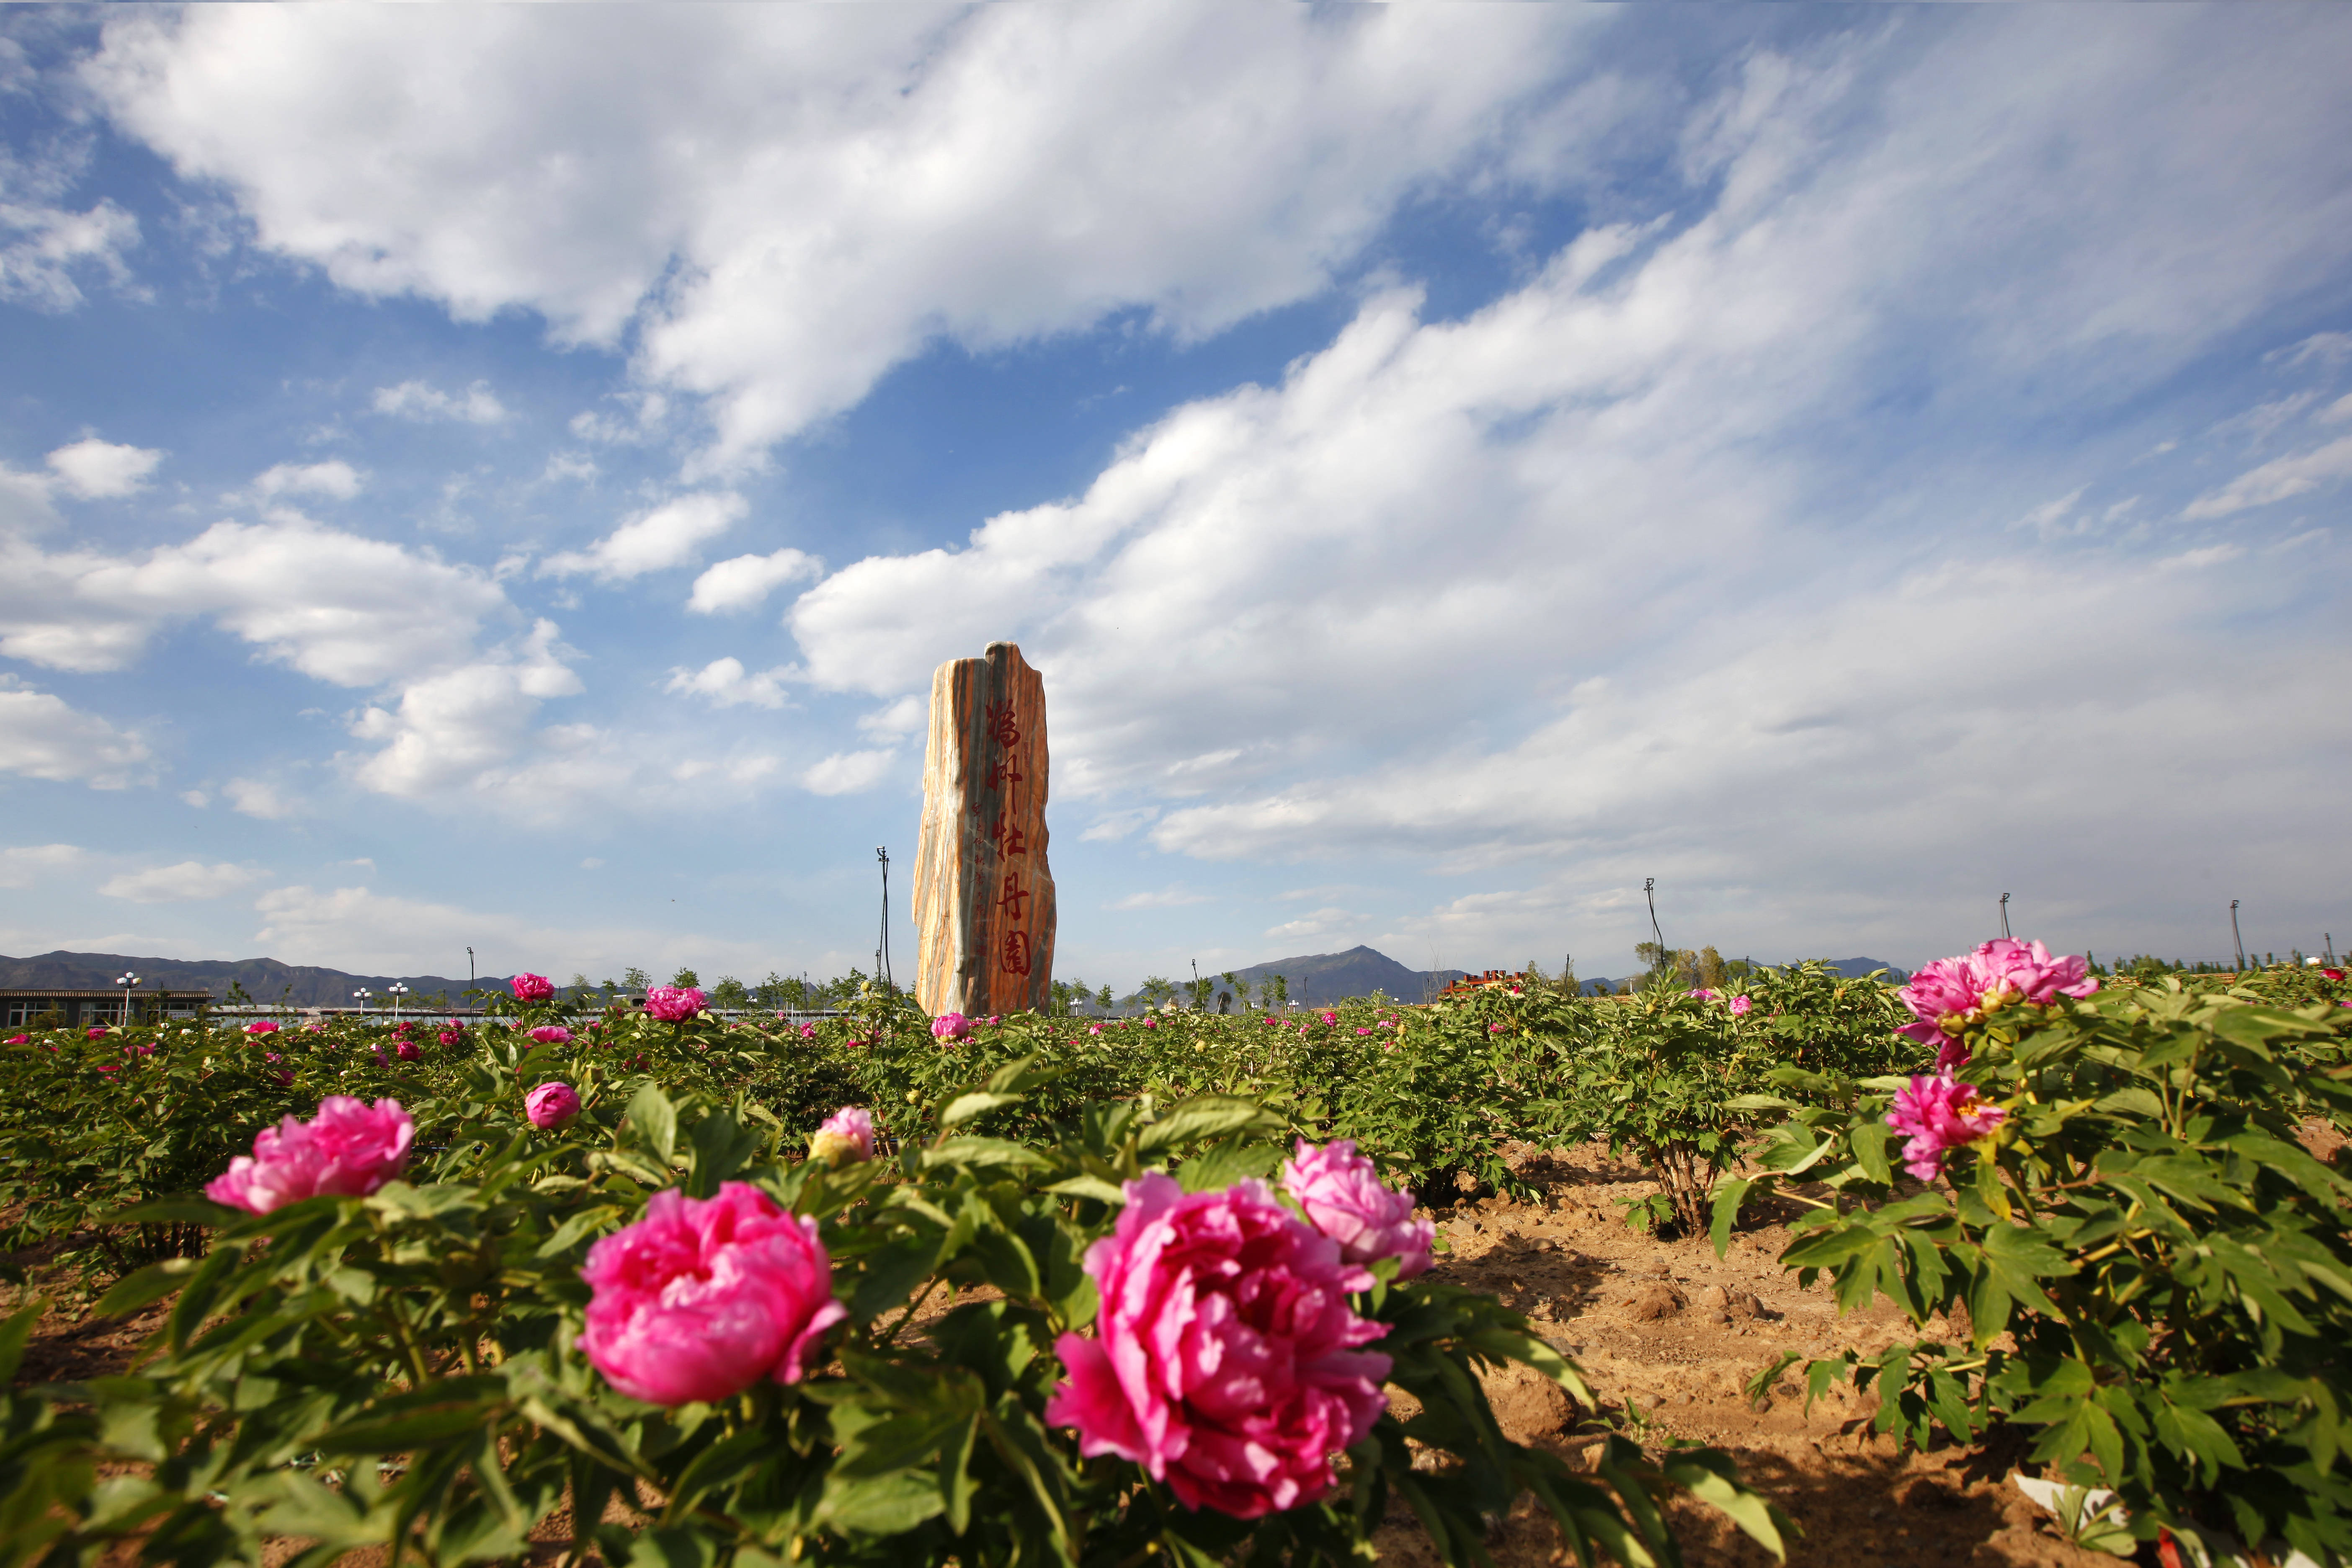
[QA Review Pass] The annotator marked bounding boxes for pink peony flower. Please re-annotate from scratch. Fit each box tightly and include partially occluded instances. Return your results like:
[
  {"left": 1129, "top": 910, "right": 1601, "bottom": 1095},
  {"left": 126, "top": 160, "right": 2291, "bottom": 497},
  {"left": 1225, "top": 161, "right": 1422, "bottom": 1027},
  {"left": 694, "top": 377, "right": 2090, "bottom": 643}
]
[
  {"left": 528, "top": 1025, "right": 573, "bottom": 1044},
  {"left": 1143, "top": 1018, "right": 1158, "bottom": 1030},
  {"left": 1319, "top": 1010, "right": 1339, "bottom": 1026},
  {"left": 1280, "top": 1139, "right": 1434, "bottom": 1279},
  {"left": 799, "top": 1022, "right": 818, "bottom": 1040},
  {"left": 1090, "top": 1024, "right": 1104, "bottom": 1035},
  {"left": 96, "top": 1062, "right": 122, "bottom": 1075},
  {"left": 206, "top": 1097, "right": 415, "bottom": 1214},
  {"left": 1356, "top": 1026, "right": 1373, "bottom": 1036},
  {"left": 438, "top": 1023, "right": 465, "bottom": 1046},
  {"left": 642, "top": 985, "right": 706, "bottom": 1023},
  {"left": 1885, "top": 1074, "right": 2007, "bottom": 1182},
  {"left": 931, "top": 1011, "right": 973, "bottom": 1042},
  {"left": 87, "top": 1026, "right": 110, "bottom": 1039},
  {"left": 1898, "top": 939, "right": 2098, "bottom": 1067},
  {"left": 1046, "top": 1173, "right": 1390, "bottom": 1518},
  {"left": 809, "top": 1106, "right": 877, "bottom": 1166},
  {"left": 1728, "top": 995, "right": 1753, "bottom": 1016},
  {"left": 4, "top": 1034, "right": 26, "bottom": 1044},
  {"left": 512, "top": 972, "right": 555, "bottom": 1002},
  {"left": 243, "top": 1021, "right": 280, "bottom": 1036},
  {"left": 576, "top": 1182, "right": 845, "bottom": 1406},
  {"left": 526, "top": 1081, "right": 581, "bottom": 1129},
  {"left": 393, "top": 1037, "right": 420, "bottom": 1062}
]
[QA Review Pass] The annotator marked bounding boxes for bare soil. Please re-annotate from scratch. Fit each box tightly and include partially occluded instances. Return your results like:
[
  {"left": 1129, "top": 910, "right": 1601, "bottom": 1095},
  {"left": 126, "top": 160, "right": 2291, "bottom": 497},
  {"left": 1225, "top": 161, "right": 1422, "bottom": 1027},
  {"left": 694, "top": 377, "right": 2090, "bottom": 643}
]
[{"left": 1385, "top": 1139, "right": 2127, "bottom": 1568}]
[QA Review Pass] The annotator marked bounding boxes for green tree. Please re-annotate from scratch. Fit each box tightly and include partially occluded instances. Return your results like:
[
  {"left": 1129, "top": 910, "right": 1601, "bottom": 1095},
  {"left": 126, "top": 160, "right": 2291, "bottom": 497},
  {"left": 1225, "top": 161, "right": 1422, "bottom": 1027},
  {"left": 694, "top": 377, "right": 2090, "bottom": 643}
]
[
  {"left": 670, "top": 966, "right": 701, "bottom": 988},
  {"left": 1696, "top": 946, "right": 1727, "bottom": 991},
  {"left": 1137, "top": 975, "right": 1176, "bottom": 1006},
  {"left": 1096, "top": 983, "right": 1114, "bottom": 1010},
  {"left": 622, "top": 966, "right": 650, "bottom": 992},
  {"left": 709, "top": 976, "right": 749, "bottom": 1009},
  {"left": 1221, "top": 970, "right": 1252, "bottom": 1009}
]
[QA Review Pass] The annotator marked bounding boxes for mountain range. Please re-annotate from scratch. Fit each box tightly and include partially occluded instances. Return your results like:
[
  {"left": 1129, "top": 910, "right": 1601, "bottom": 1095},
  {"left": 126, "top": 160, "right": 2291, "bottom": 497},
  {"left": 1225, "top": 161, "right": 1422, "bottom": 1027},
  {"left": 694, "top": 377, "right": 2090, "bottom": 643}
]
[
  {"left": 0, "top": 950, "right": 501, "bottom": 1008},
  {"left": 3, "top": 945, "right": 1911, "bottom": 1013}
]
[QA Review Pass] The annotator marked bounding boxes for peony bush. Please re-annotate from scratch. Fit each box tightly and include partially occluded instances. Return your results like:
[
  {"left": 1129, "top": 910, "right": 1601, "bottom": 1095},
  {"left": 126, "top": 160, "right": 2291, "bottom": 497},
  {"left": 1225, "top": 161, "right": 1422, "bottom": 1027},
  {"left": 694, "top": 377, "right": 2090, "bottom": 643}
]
[
  {"left": 3, "top": 1056, "right": 1790, "bottom": 1568},
  {"left": 1721, "top": 944, "right": 2352, "bottom": 1564}
]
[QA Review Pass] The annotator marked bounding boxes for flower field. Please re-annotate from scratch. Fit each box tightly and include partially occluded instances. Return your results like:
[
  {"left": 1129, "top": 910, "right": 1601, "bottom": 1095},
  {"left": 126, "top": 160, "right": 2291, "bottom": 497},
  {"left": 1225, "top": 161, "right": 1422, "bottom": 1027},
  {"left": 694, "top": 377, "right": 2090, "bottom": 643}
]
[{"left": 0, "top": 948, "right": 2346, "bottom": 1566}]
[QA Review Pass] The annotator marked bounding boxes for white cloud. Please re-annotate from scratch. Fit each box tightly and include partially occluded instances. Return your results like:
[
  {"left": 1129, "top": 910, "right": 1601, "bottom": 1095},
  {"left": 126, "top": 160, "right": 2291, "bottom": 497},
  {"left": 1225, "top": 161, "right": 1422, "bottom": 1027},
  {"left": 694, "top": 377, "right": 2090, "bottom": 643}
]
[
  {"left": 0, "top": 511, "right": 506, "bottom": 682},
  {"left": 251, "top": 459, "right": 362, "bottom": 500},
  {"left": 1109, "top": 884, "right": 1213, "bottom": 910},
  {"left": 371, "top": 378, "right": 509, "bottom": 425},
  {"left": 542, "top": 450, "right": 598, "bottom": 484},
  {"left": 0, "top": 843, "right": 85, "bottom": 888},
  {"left": 247, "top": 880, "right": 779, "bottom": 981},
  {"left": 224, "top": 777, "right": 300, "bottom": 819},
  {"left": 100, "top": 860, "right": 260, "bottom": 903},
  {"left": 86, "top": 4, "right": 1594, "bottom": 470},
  {"left": 2318, "top": 392, "right": 2352, "bottom": 426},
  {"left": 0, "top": 680, "right": 151, "bottom": 788},
  {"left": 179, "top": 790, "right": 207, "bottom": 807},
  {"left": 1266, "top": 908, "right": 1358, "bottom": 941},
  {"left": 801, "top": 749, "right": 894, "bottom": 796},
  {"left": 1081, "top": 807, "right": 1159, "bottom": 843},
  {"left": 0, "top": 179, "right": 139, "bottom": 312},
  {"left": 855, "top": 695, "right": 924, "bottom": 738},
  {"left": 664, "top": 656, "right": 789, "bottom": 710},
  {"left": 541, "top": 491, "right": 747, "bottom": 581},
  {"left": 46, "top": 437, "right": 163, "bottom": 498},
  {"left": 344, "top": 619, "right": 586, "bottom": 799},
  {"left": 2010, "top": 486, "right": 2087, "bottom": 538},
  {"left": 2181, "top": 434, "right": 2352, "bottom": 520},
  {"left": 687, "top": 547, "right": 820, "bottom": 614}
]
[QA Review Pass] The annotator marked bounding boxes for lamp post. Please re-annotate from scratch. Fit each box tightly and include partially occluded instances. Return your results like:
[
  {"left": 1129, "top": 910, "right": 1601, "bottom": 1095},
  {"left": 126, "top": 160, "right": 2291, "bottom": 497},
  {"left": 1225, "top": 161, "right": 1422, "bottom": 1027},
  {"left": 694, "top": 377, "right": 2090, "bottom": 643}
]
[
  {"left": 1999, "top": 893, "right": 2011, "bottom": 940},
  {"left": 116, "top": 971, "right": 138, "bottom": 1029},
  {"left": 354, "top": 988, "right": 373, "bottom": 1019},
  {"left": 388, "top": 983, "right": 408, "bottom": 1024},
  {"left": 875, "top": 847, "right": 892, "bottom": 993},
  {"left": 2230, "top": 900, "right": 2246, "bottom": 973},
  {"left": 1644, "top": 878, "right": 1666, "bottom": 974}
]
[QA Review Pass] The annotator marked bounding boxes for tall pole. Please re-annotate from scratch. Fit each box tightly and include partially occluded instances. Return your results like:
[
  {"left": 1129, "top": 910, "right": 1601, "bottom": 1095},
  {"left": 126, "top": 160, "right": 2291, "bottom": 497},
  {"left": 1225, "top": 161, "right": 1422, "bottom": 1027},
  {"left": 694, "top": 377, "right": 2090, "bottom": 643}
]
[
  {"left": 1999, "top": 893, "right": 2011, "bottom": 940},
  {"left": 117, "top": 970, "right": 138, "bottom": 1028},
  {"left": 467, "top": 947, "right": 475, "bottom": 988},
  {"left": 1644, "top": 878, "right": 1665, "bottom": 972},
  {"left": 2230, "top": 900, "right": 2246, "bottom": 972},
  {"left": 876, "top": 847, "right": 892, "bottom": 993}
]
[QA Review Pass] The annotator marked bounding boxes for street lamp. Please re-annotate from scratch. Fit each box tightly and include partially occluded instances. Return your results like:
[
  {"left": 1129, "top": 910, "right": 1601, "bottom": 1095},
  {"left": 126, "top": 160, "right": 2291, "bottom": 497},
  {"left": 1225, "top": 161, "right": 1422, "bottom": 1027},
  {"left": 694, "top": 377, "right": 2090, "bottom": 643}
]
[
  {"left": 2230, "top": 900, "right": 2246, "bottom": 973},
  {"left": 388, "top": 983, "right": 409, "bottom": 1024},
  {"left": 353, "top": 988, "right": 373, "bottom": 1017},
  {"left": 116, "top": 971, "right": 138, "bottom": 1028},
  {"left": 1999, "top": 893, "right": 2011, "bottom": 940}
]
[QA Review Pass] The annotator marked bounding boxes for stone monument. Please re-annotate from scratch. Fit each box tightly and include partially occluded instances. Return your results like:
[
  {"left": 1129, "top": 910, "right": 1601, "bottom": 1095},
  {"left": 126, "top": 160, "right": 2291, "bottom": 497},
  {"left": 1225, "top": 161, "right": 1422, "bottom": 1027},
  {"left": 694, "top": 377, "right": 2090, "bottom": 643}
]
[{"left": 913, "top": 641, "right": 1055, "bottom": 1016}]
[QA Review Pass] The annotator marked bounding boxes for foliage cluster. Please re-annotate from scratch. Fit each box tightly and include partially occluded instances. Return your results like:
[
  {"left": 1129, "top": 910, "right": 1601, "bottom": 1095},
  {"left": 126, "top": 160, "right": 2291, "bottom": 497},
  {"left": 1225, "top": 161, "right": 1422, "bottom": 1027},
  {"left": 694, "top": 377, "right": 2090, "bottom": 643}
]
[{"left": 0, "top": 1038, "right": 1791, "bottom": 1567}]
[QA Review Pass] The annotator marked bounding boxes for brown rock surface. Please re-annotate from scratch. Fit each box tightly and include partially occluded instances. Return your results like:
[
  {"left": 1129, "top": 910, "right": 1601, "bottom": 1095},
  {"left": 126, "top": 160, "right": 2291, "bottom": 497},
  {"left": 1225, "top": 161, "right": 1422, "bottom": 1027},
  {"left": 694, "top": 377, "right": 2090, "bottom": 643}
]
[{"left": 913, "top": 642, "right": 1056, "bottom": 1016}]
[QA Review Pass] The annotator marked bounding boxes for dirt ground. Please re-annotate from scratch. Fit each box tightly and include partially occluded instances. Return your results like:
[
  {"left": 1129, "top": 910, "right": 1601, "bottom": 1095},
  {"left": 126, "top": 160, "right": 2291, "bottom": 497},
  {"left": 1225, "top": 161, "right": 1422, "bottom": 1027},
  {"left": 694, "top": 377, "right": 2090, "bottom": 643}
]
[{"left": 1383, "top": 1138, "right": 2133, "bottom": 1568}]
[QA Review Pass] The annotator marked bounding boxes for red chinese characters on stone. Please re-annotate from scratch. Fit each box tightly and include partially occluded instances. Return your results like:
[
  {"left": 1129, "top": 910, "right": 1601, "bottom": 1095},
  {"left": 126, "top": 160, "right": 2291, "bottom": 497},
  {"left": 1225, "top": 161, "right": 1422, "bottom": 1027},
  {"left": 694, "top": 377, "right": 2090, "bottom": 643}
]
[
  {"left": 986, "top": 754, "right": 1024, "bottom": 791},
  {"left": 990, "top": 812, "right": 1027, "bottom": 857},
  {"left": 1001, "top": 931, "right": 1032, "bottom": 977},
  {"left": 998, "top": 872, "right": 1031, "bottom": 922},
  {"left": 986, "top": 699, "right": 1020, "bottom": 749}
]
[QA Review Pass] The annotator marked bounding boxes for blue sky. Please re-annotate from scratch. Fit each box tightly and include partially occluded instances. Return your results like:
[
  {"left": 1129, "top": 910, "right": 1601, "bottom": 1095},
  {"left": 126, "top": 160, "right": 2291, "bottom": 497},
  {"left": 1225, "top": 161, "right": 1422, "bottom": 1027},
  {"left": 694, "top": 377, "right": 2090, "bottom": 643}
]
[{"left": 3, "top": 5, "right": 2349, "bottom": 989}]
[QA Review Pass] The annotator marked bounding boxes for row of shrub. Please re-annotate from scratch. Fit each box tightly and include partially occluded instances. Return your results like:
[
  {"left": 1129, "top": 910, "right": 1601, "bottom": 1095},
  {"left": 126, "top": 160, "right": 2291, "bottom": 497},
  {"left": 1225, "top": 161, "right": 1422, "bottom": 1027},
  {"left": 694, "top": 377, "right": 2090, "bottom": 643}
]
[{"left": 1, "top": 949, "right": 2345, "bottom": 1563}]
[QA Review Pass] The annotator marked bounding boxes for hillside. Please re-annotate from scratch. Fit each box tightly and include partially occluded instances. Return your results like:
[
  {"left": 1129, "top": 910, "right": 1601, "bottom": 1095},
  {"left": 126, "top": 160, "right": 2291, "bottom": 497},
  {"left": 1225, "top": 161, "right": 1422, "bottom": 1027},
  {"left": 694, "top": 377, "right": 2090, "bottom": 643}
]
[
  {"left": 1208, "top": 946, "right": 1467, "bottom": 1006},
  {"left": 0, "top": 950, "right": 503, "bottom": 1008}
]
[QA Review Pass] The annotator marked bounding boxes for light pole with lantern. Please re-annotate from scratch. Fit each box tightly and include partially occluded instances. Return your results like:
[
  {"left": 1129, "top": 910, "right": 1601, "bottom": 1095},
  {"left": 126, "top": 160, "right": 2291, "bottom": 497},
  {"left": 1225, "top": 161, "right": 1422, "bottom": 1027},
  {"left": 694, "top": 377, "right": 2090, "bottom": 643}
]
[
  {"left": 116, "top": 971, "right": 138, "bottom": 1029},
  {"left": 388, "top": 983, "right": 409, "bottom": 1024}
]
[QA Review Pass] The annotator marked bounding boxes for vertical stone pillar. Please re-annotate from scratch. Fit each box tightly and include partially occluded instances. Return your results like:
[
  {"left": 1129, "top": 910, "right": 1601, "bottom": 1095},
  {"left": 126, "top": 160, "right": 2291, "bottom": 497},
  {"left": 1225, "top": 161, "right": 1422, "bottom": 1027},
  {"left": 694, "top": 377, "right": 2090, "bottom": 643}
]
[{"left": 914, "top": 642, "right": 1055, "bottom": 1017}]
